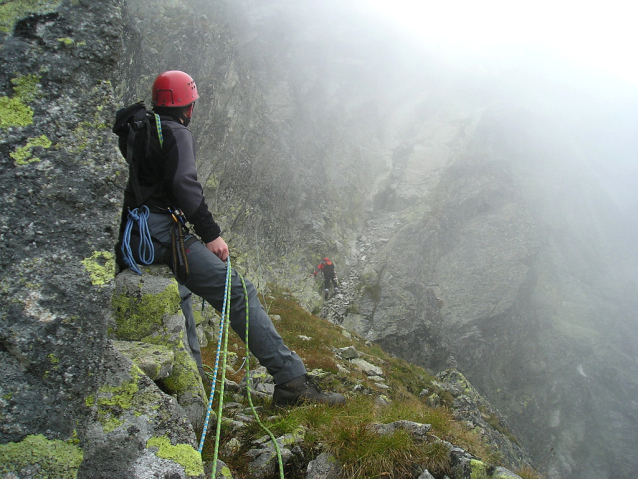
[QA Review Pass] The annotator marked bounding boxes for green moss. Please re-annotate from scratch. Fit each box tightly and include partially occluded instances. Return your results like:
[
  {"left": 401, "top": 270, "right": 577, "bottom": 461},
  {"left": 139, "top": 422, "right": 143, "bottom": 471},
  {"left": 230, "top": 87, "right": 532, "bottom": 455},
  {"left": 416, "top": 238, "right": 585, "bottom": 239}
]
[
  {"left": 101, "top": 415, "right": 123, "bottom": 433},
  {"left": 93, "top": 363, "right": 176, "bottom": 434},
  {"left": 0, "top": 96, "right": 33, "bottom": 128},
  {"left": 57, "top": 36, "right": 74, "bottom": 45},
  {"left": 0, "top": 0, "right": 63, "bottom": 34},
  {"left": 67, "top": 429, "right": 80, "bottom": 446},
  {"left": 97, "top": 367, "right": 141, "bottom": 410},
  {"left": 2, "top": 392, "right": 12, "bottom": 400},
  {"left": 0, "top": 434, "right": 83, "bottom": 478},
  {"left": 48, "top": 353, "right": 60, "bottom": 364},
  {"left": 205, "top": 174, "right": 219, "bottom": 189},
  {"left": 111, "top": 280, "right": 180, "bottom": 340},
  {"left": 146, "top": 436, "right": 203, "bottom": 477},
  {"left": 159, "top": 348, "right": 204, "bottom": 401},
  {"left": 218, "top": 464, "right": 233, "bottom": 478},
  {"left": 81, "top": 251, "right": 115, "bottom": 286},
  {"left": 470, "top": 459, "right": 489, "bottom": 479},
  {"left": 85, "top": 395, "right": 95, "bottom": 407},
  {"left": 94, "top": 365, "right": 146, "bottom": 433},
  {"left": 12, "top": 73, "right": 40, "bottom": 101}
]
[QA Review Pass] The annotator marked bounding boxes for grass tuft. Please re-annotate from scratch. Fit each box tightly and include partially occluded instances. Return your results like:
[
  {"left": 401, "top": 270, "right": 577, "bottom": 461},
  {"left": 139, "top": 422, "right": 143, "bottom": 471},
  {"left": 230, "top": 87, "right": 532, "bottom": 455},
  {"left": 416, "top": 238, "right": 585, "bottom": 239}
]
[
  {"left": 422, "top": 441, "right": 451, "bottom": 476},
  {"left": 516, "top": 464, "right": 546, "bottom": 479}
]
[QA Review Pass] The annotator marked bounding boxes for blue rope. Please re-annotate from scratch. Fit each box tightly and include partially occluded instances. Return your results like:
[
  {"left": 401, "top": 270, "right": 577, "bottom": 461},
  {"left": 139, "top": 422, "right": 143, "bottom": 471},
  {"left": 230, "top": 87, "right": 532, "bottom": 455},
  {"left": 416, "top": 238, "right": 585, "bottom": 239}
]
[
  {"left": 121, "top": 205, "right": 154, "bottom": 275},
  {"left": 197, "top": 260, "right": 285, "bottom": 478},
  {"left": 198, "top": 258, "right": 232, "bottom": 454}
]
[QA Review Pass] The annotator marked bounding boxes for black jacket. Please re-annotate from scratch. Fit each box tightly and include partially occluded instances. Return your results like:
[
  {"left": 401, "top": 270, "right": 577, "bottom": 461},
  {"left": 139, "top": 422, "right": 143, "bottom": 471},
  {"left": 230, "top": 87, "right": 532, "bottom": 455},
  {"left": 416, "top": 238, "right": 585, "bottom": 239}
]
[
  {"left": 115, "top": 114, "right": 221, "bottom": 271},
  {"left": 118, "top": 114, "right": 221, "bottom": 243}
]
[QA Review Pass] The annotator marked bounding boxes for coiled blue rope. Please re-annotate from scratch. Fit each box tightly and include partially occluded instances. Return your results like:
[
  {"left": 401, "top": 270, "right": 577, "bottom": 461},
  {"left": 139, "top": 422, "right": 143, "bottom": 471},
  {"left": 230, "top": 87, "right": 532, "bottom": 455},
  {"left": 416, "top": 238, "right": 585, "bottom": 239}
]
[{"left": 121, "top": 205, "right": 154, "bottom": 275}]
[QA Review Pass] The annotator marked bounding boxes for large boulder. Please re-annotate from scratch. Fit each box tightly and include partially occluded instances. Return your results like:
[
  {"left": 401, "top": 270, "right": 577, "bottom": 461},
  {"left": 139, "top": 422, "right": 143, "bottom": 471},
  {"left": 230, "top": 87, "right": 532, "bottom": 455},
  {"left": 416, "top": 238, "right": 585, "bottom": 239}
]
[
  {"left": 79, "top": 343, "right": 204, "bottom": 479},
  {"left": 110, "top": 267, "right": 206, "bottom": 429}
]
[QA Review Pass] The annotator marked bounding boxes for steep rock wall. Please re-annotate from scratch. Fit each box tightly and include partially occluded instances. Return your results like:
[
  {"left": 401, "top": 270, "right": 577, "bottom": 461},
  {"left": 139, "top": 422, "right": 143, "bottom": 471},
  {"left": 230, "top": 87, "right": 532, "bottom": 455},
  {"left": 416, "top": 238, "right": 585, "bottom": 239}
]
[
  {"left": 0, "top": 2, "right": 204, "bottom": 478},
  {"left": 108, "top": 2, "right": 638, "bottom": 478},
  {"left": 0, "top": 0, "right": 123, "bottom": 444}
]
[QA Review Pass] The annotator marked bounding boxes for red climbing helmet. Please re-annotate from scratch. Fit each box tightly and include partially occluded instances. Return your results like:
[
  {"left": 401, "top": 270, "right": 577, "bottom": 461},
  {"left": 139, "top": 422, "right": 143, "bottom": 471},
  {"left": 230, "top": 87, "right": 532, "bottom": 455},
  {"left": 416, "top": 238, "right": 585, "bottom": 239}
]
[
  {"left": 324, "top": 257, "right": 329, "bottom": 261},
  {"left": 152, "top": 70, "right": 199, "bottom": 107}
]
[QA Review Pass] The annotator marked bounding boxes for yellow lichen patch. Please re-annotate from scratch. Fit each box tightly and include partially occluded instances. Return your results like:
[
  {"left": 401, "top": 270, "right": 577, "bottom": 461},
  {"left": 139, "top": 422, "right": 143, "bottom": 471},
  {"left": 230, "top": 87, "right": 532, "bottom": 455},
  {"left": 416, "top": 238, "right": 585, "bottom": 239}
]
[
  {"left": 470, "top": 458, "right": 489, "bottom": 479},
  {"left": 146, "top": 436, "right": 203, "bottom": 477},
  {"left": 81, "top": 251, "right": 115, "bottom": 286},
  {"left": 0, "top": 73, "right": 43, "bottom": 128},
  {"left": 111, "top": 280, "right": 181, "bottom": 340},
  {"left": 94, "top": 365, "right": 143, "bottom": 433},
  {"left": 10, "top": 134, "right": 52, "bottom": 166},
  {"left": 0, "top": 96, "right": 33, "bottom": 127},
  {"left": 0, "top": 434, "right": 83, "bottom": 478}
]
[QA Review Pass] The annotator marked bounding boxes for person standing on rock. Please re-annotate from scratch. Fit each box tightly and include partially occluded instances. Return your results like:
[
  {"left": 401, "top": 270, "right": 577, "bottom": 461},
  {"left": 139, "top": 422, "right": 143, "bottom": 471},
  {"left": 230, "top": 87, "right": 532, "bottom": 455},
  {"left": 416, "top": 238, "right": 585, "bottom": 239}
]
[
  {"left": 114, "top": 70, "right": 344, "bottom": 407},
  {"left": 313, "top": 257, "right": 339, "bottom": 299}
]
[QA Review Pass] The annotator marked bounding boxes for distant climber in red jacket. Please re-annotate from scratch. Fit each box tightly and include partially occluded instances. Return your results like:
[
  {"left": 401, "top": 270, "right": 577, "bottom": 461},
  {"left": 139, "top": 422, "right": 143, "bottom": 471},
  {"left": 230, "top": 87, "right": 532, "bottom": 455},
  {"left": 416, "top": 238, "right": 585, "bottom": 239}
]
[{"left": 313, "top": 257, "right": 339, "bottom": 299}]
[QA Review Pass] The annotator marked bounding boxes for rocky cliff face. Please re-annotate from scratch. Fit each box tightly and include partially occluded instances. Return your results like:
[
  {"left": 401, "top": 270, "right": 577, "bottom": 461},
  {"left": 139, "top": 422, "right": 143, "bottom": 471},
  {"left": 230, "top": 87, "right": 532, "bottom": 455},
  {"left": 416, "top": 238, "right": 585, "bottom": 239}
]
[
  {"left": 1, "top": 0, "right": 123, "bottom": 449},
  {"left": 2, "top": 1, "right": 637, "bottom": 478}
]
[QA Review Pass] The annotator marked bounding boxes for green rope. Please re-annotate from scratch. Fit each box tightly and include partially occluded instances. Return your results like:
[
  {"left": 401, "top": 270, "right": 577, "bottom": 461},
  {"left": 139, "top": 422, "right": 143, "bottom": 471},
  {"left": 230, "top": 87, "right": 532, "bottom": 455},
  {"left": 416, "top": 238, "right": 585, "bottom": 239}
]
[
  {"left": 201, "top": 262, "right": 285, "bottom": 478},
  {"left": 199, "top": 260, "right": 230, "bottom": 453},
  {"left": 210, "top": 260, "right": 232, "bottom": 477},
  {"left": 240, "top": 275, "right": 285, "bottom": 479}
]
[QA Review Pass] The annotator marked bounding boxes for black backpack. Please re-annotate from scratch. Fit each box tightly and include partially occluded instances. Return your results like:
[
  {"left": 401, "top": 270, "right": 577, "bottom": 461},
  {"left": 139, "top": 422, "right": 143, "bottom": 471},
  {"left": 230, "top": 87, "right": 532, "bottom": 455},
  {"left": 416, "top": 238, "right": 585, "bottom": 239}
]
[
  {"left": 323, "top": 259, "right": 335, "bottom": 276},
  {"left": 112, "top": 101, "right": 164, "bottom": 206}
]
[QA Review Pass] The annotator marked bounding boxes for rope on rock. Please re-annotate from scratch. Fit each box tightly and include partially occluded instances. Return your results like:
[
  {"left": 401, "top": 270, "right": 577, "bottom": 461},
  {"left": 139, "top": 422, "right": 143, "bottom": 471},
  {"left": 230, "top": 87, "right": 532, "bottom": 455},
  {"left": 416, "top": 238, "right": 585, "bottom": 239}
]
[
  {"left": 198, "top": 259, "right": 231, "bottom": 454},
  {"left": 241, "top": 274, "right": 285, "bottom": 479},
  {"left": 197, "top": 259, "right": 285, "bottom": 478}
]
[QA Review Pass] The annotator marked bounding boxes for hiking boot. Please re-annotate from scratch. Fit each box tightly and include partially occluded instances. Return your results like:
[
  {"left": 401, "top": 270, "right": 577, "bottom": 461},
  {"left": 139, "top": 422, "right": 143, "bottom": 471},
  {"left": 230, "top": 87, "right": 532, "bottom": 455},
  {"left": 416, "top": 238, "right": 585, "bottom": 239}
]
[
  {"left": 324, "top": 289, "right": 330, "bottom": 299},
  {"left": 272, "top": 374, "right": 346, "bottom": 407}
]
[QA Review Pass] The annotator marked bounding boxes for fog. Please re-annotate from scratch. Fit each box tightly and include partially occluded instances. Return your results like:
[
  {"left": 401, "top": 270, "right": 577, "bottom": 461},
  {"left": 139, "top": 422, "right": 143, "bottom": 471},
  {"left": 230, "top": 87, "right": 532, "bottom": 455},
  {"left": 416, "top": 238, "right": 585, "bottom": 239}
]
[
  {"left": 258, "top": 0, "right": 638, "bottom": 223},
  {"left": 351, "top": 0, "right": 638, "bottom": 239},
  {"left": 365, "top": 0, "right": 638, "bottom": 86},
  {"left": 232, "top": 0, "right": 638, "bottom": 479},
  {"left": 226, "top": 1, "right": 638, "bottom": 477}
]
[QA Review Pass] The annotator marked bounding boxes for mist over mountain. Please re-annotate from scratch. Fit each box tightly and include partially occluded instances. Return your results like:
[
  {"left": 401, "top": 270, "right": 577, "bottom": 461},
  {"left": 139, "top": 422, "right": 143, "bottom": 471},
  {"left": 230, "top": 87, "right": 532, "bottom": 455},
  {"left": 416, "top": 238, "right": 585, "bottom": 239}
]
[{"left": 184, "top": 3, "right": 638, "bottom": 478}]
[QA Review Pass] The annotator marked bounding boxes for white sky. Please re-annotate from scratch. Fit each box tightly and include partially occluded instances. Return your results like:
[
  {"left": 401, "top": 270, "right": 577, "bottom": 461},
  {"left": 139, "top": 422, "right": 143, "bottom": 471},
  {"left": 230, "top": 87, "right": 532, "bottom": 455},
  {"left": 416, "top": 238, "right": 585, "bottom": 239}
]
[{"left": 363, "top": 0, "right": 638, "bottom": 86}]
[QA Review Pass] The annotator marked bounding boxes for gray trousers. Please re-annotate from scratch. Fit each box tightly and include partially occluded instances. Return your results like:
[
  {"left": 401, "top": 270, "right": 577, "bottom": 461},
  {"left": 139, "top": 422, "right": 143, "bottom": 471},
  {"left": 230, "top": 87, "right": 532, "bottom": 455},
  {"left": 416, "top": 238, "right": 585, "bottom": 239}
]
[
  {"left": 178, "top": 284, "right": 202, "bottom": 368},
  {"left": 144, "top": 212, "right": 307, "bottom": 385}
]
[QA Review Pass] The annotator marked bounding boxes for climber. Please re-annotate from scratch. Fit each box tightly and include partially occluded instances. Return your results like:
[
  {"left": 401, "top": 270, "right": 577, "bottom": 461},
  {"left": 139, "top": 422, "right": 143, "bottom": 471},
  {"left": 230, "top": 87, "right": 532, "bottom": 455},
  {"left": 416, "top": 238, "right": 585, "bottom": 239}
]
[
  {"left": 114, "top": 70, "right": 344, "bottom": 407},
  {"left": 313, "top": 257, "right": 339, "bottom": 299}
]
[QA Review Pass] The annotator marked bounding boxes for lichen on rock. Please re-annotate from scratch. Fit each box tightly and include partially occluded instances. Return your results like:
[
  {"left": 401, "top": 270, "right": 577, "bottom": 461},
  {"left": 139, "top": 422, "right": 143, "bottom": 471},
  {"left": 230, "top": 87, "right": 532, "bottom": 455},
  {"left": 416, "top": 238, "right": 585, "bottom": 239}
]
[
  {"left": 146, "top": 436, "right": 204, "bottom": 477},
  {"left": 0, "top": 434, "right": 84, "bottom": 478},
  {"left": 0, "top": 0, "right": 64, "bottom": 34},
  {"left": 111, "top": 268, "right": 206, "bottom": 426},
  {"left": 81, "top": 251, "right": 115, "bottom": 286},
  {"left": 110, "top": 269, "right": 180, "bottom": 340},
  {"left": 10, "top": 134, "right": 52, "bottom": 165},
  {"left": 0, "top": 73, "right": 41, "bottom": 128}
]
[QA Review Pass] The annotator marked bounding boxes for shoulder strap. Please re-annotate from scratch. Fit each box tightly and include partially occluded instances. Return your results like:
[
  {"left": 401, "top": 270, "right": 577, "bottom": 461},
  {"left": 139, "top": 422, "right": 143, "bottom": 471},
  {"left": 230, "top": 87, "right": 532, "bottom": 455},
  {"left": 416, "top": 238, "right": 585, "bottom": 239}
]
[
  {"left": 153, "top": 113, "right": 163, "bottom": 149},
  {"left": 126, "top": 110, "right": 148, "bottom": 205}
]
